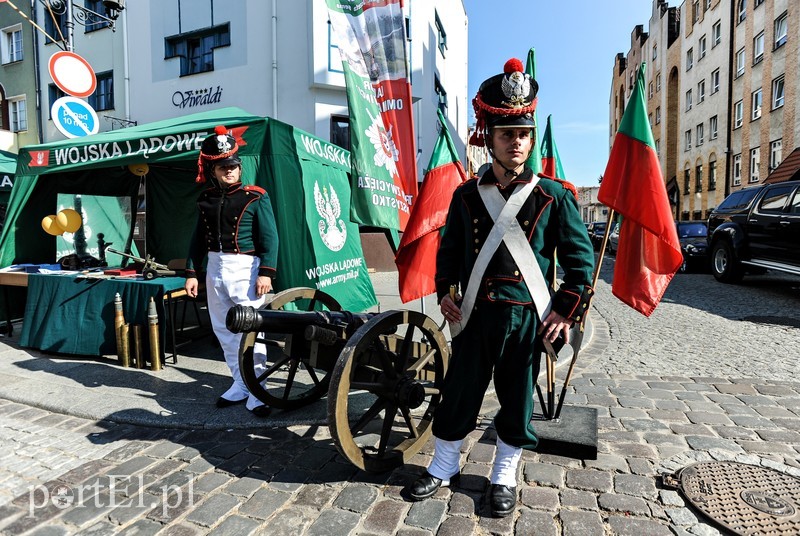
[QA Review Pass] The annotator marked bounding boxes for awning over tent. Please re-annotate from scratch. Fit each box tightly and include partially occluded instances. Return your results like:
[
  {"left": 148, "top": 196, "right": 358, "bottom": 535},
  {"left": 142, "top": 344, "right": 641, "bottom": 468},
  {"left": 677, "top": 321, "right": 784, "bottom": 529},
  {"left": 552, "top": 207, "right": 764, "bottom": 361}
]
[
  {"left": 0, "top": 149, "right": 15, "bottom": 176},
  {"left": 0, "top": 107, "right": 376, "bottom": 311}
]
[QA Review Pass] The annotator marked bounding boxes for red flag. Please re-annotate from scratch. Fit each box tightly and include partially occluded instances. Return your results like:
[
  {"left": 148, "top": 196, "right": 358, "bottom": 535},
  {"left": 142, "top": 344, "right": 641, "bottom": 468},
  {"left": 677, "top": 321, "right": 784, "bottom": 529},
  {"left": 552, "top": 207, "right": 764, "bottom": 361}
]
[
  {"left": 396, "top": 111, "right": 467, "bottom": 303},
  {"left": 598, "top": 64, "right": 682, "bottom": 317}
]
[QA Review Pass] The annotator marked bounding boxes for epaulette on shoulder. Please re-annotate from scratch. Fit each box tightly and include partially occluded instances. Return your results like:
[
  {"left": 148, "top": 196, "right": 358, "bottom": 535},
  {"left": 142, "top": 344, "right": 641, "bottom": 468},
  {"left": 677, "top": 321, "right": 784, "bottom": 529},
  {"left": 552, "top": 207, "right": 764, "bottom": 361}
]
[
  {"left": 537, "top": 173, "right": 578, "bottom": 200},
  {"left": 244, "top": 185, "right": 266, "bottom": 195}
]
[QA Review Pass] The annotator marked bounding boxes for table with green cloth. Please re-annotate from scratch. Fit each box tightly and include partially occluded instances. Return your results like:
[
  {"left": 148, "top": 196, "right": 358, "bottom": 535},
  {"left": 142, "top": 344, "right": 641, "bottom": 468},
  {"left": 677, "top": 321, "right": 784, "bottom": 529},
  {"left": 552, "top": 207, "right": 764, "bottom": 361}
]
[{"left": 19, "top": 274, "right": 187, "bottom": 357}]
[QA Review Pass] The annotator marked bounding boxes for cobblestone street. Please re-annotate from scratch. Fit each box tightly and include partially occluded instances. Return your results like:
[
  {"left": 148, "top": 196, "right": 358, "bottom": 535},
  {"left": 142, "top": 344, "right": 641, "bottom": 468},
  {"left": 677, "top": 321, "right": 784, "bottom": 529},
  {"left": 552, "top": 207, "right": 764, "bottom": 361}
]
[{"left": 0, "top": 262, "right": 798, "bottom": 535}]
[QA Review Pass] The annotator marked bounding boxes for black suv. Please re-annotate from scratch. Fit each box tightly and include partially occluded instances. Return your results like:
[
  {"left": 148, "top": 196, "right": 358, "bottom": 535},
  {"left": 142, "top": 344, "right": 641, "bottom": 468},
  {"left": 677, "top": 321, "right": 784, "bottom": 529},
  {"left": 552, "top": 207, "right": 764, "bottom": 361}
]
[{"left": 707, "top": 182, "right": 800, "bottom": 282}]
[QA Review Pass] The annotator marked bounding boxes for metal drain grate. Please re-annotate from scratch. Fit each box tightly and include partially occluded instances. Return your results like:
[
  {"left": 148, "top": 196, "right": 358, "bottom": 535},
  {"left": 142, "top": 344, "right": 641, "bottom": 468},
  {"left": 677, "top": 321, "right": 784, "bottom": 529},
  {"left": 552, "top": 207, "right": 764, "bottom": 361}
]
[{"left": 664, "top": 461, "right": 800, "bottom": 535}]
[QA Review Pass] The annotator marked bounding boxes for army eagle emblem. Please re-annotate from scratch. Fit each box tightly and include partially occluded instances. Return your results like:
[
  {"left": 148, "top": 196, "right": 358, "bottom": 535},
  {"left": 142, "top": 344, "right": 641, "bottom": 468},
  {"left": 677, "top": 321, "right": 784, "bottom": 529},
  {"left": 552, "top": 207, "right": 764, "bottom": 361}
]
[
  {"left": 314, "top": 181, "right": 347, "bottom": 252},
  {"left": 501, "top": 71, "right": 531, "bottom": 108}
]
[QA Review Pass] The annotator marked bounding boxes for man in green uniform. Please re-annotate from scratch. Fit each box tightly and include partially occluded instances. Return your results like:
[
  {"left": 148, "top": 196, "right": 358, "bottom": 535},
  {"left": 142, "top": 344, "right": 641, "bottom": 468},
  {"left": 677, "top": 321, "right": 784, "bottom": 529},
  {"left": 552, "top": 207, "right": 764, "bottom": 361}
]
[
  {"left": 408, "top": 59, "right": 595, "bottom": 517},
  {"left": 185, "top": 126, "right": 279, "bottom": 418}
]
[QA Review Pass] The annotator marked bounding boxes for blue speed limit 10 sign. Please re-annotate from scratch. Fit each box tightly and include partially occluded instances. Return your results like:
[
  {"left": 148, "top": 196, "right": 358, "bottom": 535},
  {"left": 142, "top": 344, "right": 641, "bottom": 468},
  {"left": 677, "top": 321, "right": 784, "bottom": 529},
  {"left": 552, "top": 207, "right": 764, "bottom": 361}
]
[{"left": 51, "top": 97, "right": 99, "bottom": 139}]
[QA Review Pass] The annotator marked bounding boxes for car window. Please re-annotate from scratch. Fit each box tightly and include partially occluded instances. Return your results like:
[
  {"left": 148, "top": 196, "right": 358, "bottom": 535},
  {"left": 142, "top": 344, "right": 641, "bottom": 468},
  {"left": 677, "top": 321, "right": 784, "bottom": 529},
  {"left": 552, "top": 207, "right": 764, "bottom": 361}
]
[
  {"left": 677, "top": 222, "right": 707, "bottom": 237},
  {"left": 717, "top": 188, "right": 760, "bottom": 210},
  {"left": 790, "top": 189, "right": 800, "bottom": 215},
  {"left": 757, "top": 185, "right": 795, "bottom": 214}
]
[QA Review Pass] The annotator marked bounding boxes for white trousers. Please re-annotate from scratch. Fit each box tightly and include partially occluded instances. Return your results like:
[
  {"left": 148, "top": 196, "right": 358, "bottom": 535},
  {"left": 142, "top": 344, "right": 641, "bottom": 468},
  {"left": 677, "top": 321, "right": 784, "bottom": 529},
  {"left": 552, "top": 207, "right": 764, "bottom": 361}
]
[
  {"left": 206, "top": 252, "right": 266, "bottom": 410},
  {"left": 428, "top": 435, "right": 522, "bottom": 487}
]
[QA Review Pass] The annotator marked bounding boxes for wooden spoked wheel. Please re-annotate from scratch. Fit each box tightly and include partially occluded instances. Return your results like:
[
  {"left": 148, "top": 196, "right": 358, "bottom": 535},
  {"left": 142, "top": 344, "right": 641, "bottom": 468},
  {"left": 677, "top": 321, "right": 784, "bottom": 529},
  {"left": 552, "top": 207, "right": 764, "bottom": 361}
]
[
  {"left": 327, "top": 310, "right": 449, "bottom": 473},
  {"left": 238, "top": 287, "right": 341, "bottom": 411}
]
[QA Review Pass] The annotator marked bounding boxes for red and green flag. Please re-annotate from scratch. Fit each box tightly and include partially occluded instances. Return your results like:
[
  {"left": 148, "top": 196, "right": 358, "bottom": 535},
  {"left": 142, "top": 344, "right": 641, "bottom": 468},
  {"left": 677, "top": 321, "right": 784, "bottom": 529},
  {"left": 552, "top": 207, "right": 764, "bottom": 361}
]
[
  {"left": 524, "top": 48, "right": 543, "bottom": 174},
  {"left": 598, "top": 63, "right": 682, "bottom": 317},
  {"left": 325, "top": 0, "right": 417, "bottom": 232},
  {"left": 540, "top": 114, "right": 566, "bottom": 180},
  {"left": 395, "top": 110, "right": 467, "bottom": 303}
]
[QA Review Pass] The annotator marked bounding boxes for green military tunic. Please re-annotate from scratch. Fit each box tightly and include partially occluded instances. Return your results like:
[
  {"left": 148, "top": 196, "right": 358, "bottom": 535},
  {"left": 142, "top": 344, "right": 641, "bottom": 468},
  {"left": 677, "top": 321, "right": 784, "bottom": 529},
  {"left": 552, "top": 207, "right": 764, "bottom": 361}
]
[{"left": 433, "top": 167, "right": 595, "bottom": 449}]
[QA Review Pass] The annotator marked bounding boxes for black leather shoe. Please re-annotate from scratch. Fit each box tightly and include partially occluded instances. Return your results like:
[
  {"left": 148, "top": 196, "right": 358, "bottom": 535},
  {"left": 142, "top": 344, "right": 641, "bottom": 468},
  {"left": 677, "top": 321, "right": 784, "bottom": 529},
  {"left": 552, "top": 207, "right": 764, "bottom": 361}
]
[
  {"left": 409, "top": 472, "right": 459, "bottom": 501},
  {"left": 490, "top": 484, "right": 517, "bottom": 517},
  {"left": 216, "top": 396, "right": 246, "bottom": 408},
  {"left": 249, "top": 405, "right": 272, "bottom": 418}
]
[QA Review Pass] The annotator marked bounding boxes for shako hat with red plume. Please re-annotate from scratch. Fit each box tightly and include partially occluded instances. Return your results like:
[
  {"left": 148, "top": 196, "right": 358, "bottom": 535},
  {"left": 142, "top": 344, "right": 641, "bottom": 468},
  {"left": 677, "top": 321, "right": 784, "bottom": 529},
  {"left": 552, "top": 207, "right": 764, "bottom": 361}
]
[
  {"left": 196, "top": 125, "right": 242, "bottom": 184},
  {"left": 469, "top": 58, "right": 538, "bottom": 147}
]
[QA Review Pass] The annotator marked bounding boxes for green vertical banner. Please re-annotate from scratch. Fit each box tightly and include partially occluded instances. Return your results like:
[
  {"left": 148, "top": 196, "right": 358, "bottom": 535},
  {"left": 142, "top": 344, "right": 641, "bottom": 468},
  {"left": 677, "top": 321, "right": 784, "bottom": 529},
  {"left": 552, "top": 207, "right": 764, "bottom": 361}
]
[
  {"left": 524, "top": 48, "right": 543, "bottom": 174},
  {"left": 325, "top": 0, "right": 416, "bottom": 231},
  {"left": 264, "top": 119, "right": 377, "bottom": 312}
]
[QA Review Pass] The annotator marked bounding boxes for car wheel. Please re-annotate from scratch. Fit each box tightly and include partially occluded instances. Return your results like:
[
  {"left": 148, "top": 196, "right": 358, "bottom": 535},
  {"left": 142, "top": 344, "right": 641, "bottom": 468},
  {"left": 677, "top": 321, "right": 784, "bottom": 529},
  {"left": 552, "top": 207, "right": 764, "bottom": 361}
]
[{"left": 711, "top": 240, "right": 744, "bottom": 283}]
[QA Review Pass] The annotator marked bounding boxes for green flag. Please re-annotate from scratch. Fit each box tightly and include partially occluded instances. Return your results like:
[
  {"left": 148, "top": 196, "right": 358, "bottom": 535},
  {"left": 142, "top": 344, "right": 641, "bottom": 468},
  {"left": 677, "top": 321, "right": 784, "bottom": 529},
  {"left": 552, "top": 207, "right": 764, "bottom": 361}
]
[
  {"left": 524, "top": 48, "right": 543, "bottom": 174},
  {"left": 540, "top": 115, "right": 566, "bottom": 180}
]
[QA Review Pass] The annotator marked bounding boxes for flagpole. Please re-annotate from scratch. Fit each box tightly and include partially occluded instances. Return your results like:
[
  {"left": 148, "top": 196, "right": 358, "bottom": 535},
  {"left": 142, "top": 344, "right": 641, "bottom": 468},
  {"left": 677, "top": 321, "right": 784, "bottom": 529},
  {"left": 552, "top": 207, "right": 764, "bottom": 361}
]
[{"left": 552, "top": 207, "right": 616, "bottom": 419}]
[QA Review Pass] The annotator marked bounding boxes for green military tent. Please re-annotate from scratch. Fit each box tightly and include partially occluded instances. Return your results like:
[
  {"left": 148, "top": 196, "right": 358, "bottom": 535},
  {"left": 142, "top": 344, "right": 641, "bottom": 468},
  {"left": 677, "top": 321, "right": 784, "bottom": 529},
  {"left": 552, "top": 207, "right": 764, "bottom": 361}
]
[
  {"left": 0, "top": 107, "right": 376, "bottom": 311},
  {"left": 0, "top": 148, "right": 15, "bottom": 209}
]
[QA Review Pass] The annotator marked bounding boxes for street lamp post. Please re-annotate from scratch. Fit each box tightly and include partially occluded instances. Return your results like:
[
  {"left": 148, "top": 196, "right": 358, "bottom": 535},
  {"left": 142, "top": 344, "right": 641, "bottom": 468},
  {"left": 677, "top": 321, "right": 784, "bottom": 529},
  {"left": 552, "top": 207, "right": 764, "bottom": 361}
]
[{"left": 40, "top": 0, "right": 125, "bottom": 51}]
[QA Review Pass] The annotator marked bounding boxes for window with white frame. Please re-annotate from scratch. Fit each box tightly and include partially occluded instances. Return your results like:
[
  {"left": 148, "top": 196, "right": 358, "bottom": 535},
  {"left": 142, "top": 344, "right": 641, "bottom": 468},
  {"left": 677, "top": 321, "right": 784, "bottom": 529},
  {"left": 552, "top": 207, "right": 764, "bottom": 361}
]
[
  {"left": 754, "top": 0, "right": 764, "bottom": 7},
  {"left": 684, "top": 168, "right": 691, "bottom": 194},
  {"left": 751, "top": 88, "right": 762, "bottom": 119},
  {"left": 697, "top": 124, "right": 704, "bottom": 146},
  {"left": 736, "top": 48, "right": 745, "bottom": 76},
  {"left": 10, "top": 97, "right": 27, "bottom": 132},
  {"left": 685, "top": 130, "right": 692, "bottom": 151},
  {"left": 693, "top": 1, "right": 700, "bottom": 22},
  {"left": 1, "top": 25, "right": 23, "bottom": 64},
  {"left": 770, "top": 139, "right": 782, "bottom": 170},
  {"left": 753, "top": 32, "right": 764, "bottom": 63},
  {"left": 655, "top": 139, "right": 660, "bottom": 154},
  {"left": 733, "top": 154, "right": 742, "bottom": 185},
  {"left": 711, "top": 68, "right": 720, "bottom": 93},
  {"left": 655, "top": 106, "right": 661, "bottom": 124},
  {"left": 710, "top": 115, "right": 718, "bottom": 139},
  {"left": 772, "top": 76, "right": 785, "bottom": 109},
  {"left": 698, "top": 80, "right": 706, "bottom": 102},
  {"left": 738, "top": 0, "right": 746, "bottom": 23},
  {"left": 774, "top": 13, "right": 788, "bottom": 48},
  {"left": 750, "top": 147, "right": 760, "bottom": 182},
  {"left": 699, "top": 35, "right": 707, "bottom": 59},
  {"left": 653, "top": 44, "right": 657, "bottom": 60},
  {"left": 686, "top": 89, "right": 693, "bottom": 111},
  {"left": 649, "top": 82, "right": 653, "bottom": 99},
  {"left": 686, "top": 48, "right": 693, "bottom": 70},
  {"left": 734, "top": 100, "right": 743, "bottom": 128},
  {"left": 712, "top": 20, "right": 721, "bottom": 47},
  {"left": 656, "top": 73, "right": 661, "bottom": 91}
]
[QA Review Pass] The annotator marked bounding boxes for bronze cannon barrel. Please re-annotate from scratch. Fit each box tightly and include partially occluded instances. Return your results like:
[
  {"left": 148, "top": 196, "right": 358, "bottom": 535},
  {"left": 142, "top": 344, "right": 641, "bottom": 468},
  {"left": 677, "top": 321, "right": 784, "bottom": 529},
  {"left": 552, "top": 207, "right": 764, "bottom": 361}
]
[{"left": 226, "top": 305, "right": 374, "bottom": 334}]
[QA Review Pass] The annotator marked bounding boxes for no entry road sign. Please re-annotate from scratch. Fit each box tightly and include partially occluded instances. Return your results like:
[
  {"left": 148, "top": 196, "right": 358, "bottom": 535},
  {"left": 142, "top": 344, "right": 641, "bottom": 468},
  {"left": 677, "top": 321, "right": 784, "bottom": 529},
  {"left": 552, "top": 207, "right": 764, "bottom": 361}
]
[
  {"left": 51, "top": 97, "right": 100, "bottom": 138},
  {"left": 48, "top": 51, "right": 97, "bottom": 98}
]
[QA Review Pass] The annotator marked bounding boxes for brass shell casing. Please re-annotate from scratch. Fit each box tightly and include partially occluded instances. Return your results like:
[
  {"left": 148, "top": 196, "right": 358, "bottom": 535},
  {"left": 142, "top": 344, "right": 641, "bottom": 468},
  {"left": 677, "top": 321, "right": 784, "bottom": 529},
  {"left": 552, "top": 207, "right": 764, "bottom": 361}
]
[
  {"left": 131, "top": 325, "right": 145, "bottom": 369},
  {"left": 118, "top": 323, "right": 130, "bottom": 368},
  {"left": 147, "top": 297, "right": 162, "bottom": 371}
]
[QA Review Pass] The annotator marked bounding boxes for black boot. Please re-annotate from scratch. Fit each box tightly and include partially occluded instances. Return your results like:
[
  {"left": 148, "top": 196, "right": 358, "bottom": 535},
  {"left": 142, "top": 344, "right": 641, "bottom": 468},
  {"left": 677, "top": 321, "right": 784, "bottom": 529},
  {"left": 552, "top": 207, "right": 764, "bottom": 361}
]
[
  {"left": 490, "top": 484, "right": 517, "bottom": 517},
  {"left": 409, "top": 472, "right": 459, "bottom": 501}
]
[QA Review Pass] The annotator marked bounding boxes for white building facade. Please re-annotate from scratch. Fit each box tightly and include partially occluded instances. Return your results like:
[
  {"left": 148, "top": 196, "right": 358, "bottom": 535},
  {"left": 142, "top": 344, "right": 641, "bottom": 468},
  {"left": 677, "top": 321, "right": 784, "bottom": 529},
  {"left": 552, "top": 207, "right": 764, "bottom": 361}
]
[{"left": 124, "top": 0, "right": 469, "bottom": 181}]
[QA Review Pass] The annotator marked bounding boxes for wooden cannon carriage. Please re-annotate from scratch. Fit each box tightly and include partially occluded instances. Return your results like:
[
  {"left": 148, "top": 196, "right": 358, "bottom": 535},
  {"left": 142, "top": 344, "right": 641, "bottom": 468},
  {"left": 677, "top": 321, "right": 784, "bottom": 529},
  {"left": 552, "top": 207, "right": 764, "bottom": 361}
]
[{"left": 226, "top": 287, "right": 450, "bottom": 473}]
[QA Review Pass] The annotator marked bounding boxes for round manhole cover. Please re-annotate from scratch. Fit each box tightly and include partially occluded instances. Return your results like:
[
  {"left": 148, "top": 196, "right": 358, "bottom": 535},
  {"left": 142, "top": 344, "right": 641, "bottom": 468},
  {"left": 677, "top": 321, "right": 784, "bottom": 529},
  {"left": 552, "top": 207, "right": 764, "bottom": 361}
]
[{"left": 672, "top": 461, "right": 800, "bottom": 535}]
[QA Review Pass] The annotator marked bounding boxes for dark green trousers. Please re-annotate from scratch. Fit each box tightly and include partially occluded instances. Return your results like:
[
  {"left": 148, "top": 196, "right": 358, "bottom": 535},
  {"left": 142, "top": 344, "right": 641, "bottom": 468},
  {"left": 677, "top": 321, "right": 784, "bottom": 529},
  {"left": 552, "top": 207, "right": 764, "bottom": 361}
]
[{"left": 432, "top": 302, "right": 540, "bottom": 450}]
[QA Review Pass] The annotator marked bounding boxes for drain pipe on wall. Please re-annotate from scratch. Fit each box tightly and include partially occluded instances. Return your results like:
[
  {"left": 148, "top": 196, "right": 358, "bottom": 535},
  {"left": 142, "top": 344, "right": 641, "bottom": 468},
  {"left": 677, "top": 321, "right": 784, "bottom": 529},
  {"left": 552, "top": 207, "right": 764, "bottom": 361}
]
[
  {"left": 272, "top": 0, "right": 278, "bottom": 119},
  {"left": 122, "top": 8, "right": 131, "bottom": 125},
  {"left": 31, "top": 0, "right": 44, "bottom": 143}
]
